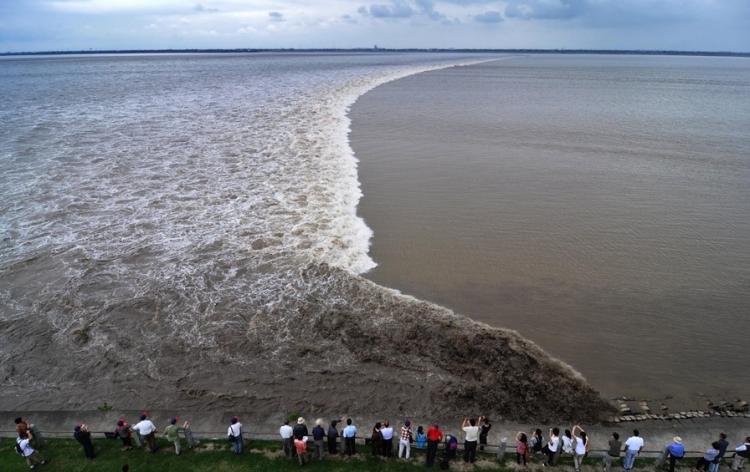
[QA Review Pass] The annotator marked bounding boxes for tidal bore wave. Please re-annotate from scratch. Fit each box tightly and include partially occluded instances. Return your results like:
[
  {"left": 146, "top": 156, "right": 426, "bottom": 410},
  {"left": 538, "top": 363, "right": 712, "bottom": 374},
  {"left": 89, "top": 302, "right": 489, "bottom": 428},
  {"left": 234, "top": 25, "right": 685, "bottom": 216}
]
[{"left": 0, "top": 54, "right": 608, "bottom": 420}]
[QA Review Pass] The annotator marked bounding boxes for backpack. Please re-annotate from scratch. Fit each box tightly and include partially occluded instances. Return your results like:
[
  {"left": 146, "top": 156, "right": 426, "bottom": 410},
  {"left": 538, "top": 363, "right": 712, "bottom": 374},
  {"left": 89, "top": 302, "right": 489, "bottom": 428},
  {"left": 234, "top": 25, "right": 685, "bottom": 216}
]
[
  {"left": 15, "top": 440, "right": 24, "bottom": 456},
  {"left": 531, "top": 435, "right": 543, "bottom": 452}
]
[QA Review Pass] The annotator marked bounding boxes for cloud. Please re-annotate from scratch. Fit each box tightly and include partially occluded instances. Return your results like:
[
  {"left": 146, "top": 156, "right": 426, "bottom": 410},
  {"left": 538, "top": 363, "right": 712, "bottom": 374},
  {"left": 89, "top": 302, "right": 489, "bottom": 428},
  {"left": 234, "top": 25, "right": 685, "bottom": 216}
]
[
  {"left": 358, "top": 0, "right": 452, "bottom": 21},
  {"left": 1, "top": 0, "right": 749, "bottom": 52},
  {"left": 359, "top": 1, "right": 415, "bottom": 18},
  {"left": 193, "top": 3, "right": 218, "bottom": 13},
  {"left": 504, "top": 0, "right": 586, "bottom": 20},
  {"left": 415, "top": 0, "right": 447, "bottom": 21},
  {"left": 474, "top": 10, "right": 503, "bottom": 23}
]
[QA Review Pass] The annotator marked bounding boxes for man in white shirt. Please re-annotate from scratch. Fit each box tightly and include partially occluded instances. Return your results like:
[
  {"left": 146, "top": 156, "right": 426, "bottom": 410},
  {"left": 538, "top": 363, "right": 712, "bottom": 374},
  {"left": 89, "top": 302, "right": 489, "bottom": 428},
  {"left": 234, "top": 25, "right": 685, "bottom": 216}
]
[
  {"left": 16, "top": 431, "right": 47, "bottom": 469},
  {"left": 462, "top": 417, "right": 480, "bottom": 463},
  {"left": 623, "top": 429, "right": 645, "bottom": 470},
  {"left": 227, "top": 417, "right": 243, "bottom": 455},
  {"left": 544, "top": 427, "right": 561, "bottom": 466},
  {"left": 342, "top": 418, "right": 357, "bottom": 456},
  {"left": 381, "top": 421, "right": 394, "bottom": 457},
  {"left": 132, "top": 414, "right": 157, "bottom": 453},
  {"left": 279, "top": 419, "right": 294, "bottom": 459}
]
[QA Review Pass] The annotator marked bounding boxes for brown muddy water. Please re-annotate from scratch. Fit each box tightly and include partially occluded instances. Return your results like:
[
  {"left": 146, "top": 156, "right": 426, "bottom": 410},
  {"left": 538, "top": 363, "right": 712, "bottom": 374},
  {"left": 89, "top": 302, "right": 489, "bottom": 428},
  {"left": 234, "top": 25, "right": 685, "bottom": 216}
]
[{"left": 351, "top": 55, "right": 750, "bottom": 408}]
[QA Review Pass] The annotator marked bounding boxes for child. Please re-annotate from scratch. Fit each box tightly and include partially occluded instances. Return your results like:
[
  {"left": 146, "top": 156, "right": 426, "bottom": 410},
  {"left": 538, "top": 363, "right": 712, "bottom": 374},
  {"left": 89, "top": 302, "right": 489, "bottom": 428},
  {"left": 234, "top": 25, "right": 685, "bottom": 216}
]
[{"left": 516, "top": 432, "right": 529, "bottom": 466}]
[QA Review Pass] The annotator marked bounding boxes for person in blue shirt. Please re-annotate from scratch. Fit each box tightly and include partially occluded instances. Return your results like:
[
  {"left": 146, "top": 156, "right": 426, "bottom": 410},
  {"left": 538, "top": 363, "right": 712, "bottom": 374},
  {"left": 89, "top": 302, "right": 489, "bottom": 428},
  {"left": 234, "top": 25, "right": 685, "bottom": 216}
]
[
  {"left": 342, "top": 418, "right": 357, "bottom": 456},
  {"left": 415, "top": 426, "right": 427, "bottom": 449},
  {"left": 666, "top": 436, "right": 685, "bottom": 472}
]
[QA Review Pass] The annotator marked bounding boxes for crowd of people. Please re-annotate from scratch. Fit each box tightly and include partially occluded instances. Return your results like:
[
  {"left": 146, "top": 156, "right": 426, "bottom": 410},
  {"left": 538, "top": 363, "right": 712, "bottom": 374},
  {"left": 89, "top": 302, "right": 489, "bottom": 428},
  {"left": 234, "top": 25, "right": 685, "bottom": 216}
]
[{"left": 10, "top": 414, "right": 750, "bottom": 471}]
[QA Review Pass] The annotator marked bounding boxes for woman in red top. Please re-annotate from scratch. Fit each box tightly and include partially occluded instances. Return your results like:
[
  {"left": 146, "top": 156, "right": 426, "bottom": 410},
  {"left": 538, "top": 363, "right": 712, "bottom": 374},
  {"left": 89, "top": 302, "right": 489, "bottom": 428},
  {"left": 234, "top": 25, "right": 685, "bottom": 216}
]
[{"left": 516, "top": 432, "right": 529, "bottom": 466}]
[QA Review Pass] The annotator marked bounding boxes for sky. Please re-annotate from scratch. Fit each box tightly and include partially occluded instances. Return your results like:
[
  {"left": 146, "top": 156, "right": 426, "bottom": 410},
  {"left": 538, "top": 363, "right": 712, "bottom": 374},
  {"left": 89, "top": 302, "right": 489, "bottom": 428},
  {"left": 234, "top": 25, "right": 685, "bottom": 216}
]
[{"left": 0, "top": 0, "right": 748, "bottom": 52}]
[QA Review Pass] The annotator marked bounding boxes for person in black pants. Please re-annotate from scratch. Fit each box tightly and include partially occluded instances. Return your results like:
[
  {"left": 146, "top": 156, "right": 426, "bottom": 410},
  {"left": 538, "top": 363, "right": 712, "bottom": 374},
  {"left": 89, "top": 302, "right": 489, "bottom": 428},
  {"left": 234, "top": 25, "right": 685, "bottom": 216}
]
[
  {"left": 327, "top": 420, "right": 338, "bottom": 455},
  {"left": 425, "top": 424, "right": 443, "bottom": 468},
  {"left": 74, "top": 424, "right": 95, "bottom": 459},
  {"left": 462, "top": 417, "right": 479, "bottom": 463},
  {"left": 479, "top": 417, "right": 492, "bottom": 451}
]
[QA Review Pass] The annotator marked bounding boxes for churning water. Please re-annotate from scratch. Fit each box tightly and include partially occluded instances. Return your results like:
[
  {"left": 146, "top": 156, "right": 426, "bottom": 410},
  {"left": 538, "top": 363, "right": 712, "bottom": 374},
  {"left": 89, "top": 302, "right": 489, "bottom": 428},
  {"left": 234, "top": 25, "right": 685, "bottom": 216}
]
[{"left": 0, "top": 53, "right": 485, "bottom": 352}]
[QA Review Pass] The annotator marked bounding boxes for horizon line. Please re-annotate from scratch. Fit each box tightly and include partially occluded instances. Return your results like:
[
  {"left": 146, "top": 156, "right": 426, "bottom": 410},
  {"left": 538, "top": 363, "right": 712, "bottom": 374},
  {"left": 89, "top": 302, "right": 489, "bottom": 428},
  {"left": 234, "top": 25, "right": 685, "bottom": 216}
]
[{"left": 2, "top": 47, "right": 749, "bottom": 58}]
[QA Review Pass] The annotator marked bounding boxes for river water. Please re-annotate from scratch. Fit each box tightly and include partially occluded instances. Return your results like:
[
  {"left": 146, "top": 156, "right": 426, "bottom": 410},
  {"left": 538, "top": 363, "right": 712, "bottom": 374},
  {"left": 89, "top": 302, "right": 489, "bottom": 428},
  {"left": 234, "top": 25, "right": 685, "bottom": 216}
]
[{"left": 352, "top": 54, "right": 750, "bottom": 406}]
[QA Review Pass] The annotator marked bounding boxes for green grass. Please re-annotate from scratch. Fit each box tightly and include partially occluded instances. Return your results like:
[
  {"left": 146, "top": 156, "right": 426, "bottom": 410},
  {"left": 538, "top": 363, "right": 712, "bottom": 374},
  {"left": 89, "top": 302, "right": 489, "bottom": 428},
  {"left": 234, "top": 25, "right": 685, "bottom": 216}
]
[{"left": 1, "top": 437, "right": 666, "bottom": 471}]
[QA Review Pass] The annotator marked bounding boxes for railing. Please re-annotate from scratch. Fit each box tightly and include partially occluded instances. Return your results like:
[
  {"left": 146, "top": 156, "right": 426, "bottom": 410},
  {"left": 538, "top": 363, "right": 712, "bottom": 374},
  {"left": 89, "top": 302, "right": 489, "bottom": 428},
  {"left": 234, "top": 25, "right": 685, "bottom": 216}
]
[{"left": 1, "top": 428, "right": 740, "bottom": 461}]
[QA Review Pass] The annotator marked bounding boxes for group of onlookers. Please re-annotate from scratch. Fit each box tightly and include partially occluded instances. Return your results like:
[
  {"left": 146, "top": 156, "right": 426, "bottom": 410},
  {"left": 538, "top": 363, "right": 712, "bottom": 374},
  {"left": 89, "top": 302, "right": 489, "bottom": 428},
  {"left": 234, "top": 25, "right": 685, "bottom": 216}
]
[
  {"left": 273, "top": 416, "right": 493, "bottom": 467},
  {"left": 657, "top": 433, "right": 750, "bottom": 472},
  {"left": 522, "top": 426, "right": 750, "bottom": 472},
  {"left": 10, "top": 414, "right": 750, "bottom": 471}
]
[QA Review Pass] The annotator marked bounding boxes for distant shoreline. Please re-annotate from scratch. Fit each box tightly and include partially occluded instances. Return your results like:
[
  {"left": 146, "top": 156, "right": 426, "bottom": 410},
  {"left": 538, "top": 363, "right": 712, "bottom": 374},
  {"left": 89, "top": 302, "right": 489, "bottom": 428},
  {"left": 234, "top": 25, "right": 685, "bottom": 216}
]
[{"left": 1, "top": 48, "right": 749, "bottom": 58}]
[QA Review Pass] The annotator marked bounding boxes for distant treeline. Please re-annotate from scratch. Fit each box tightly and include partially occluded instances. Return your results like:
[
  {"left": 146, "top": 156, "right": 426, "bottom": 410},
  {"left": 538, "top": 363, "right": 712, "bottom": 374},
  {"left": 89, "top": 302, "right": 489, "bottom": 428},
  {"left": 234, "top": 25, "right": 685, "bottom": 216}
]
[{"left": 1, "top": 48, "right": 749, "bottom": 58}]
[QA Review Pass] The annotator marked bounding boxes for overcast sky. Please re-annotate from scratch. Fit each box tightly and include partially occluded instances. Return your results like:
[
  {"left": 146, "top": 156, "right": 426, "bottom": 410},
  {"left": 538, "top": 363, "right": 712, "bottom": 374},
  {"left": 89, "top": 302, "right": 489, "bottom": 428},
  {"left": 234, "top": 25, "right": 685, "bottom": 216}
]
[{"left": 1, "top": 0, "right": 748, "bottom": 52}]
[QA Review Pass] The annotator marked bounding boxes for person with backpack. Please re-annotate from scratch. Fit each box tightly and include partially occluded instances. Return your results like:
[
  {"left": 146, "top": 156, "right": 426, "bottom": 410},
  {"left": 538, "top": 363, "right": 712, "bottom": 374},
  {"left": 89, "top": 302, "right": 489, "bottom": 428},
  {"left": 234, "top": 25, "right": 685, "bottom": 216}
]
[
  {"left": 731, "top": 437, "right": 750, "bottom": 471},
  {"left": 16, "top": 430, "right": 47, "bottom": 469},
  {"left": 16, "top": 417, "right": 44, "bottom": 449},
  {"left": 227, "top": 416, "right": 243, "bottom": 455},
  {"left": 530, "top": 428, "right": 544, "bottom": 458},
  {"left": 115, "top": 418, "right": 133, "bottom": 451},
  {"left": 74, "top": 423, "right": 96, "bottom": 459},
  {"left": 572, "top": 425, "right": 588, "bottom": 472}
]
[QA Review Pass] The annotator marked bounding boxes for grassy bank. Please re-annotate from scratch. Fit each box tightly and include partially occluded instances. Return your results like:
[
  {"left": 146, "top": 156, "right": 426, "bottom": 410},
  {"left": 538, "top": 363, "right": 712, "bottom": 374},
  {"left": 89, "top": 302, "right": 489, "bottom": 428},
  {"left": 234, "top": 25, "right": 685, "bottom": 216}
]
[{"left": 0, "top": 437, "right": 668, "bottom": 471}]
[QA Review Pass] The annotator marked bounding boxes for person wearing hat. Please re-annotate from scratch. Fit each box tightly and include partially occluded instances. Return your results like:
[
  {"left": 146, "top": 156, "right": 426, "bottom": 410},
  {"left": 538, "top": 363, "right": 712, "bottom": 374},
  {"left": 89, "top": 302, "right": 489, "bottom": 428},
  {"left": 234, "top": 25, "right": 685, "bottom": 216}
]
[
  {"left": 293, "top": 417, "right": 309, "bottom": 441},
  {"left": 666, "top": 436, "right": 685, "bottom": 472},
  {"left": 292, "top": 417, "right": 309, "bottom": 461}
]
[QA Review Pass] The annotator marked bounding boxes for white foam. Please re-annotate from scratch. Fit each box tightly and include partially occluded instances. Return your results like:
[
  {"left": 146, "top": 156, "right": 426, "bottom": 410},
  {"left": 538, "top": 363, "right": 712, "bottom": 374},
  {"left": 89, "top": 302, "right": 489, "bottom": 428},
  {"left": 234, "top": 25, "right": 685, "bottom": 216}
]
[{"left": 0, "top": 53, "right": 494, "bottom": 348}]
